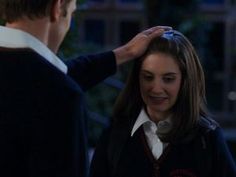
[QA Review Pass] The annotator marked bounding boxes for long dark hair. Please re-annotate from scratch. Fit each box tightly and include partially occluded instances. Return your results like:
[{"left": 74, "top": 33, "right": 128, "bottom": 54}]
[{"left": 112, "top": 30, "right": 208, "bottom": 143}]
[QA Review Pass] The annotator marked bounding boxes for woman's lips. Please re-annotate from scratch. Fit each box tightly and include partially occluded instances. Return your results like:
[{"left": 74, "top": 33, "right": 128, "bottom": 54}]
[{"left": 149, "top": 96, "right": 168, "bottom": 104}]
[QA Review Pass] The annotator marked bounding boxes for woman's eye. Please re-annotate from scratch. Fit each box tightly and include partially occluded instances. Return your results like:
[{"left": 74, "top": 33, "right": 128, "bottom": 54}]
[
  {"left": 143, "top": 75, "right": 153, "bottom": 81},
  {"left": 163, "top": 77, "right": 175, "bottom": 83}
]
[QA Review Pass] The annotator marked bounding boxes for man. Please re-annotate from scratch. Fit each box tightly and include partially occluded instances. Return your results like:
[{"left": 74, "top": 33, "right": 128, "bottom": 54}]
[{"left": 0, "top": 0, "right": 170, "bottom": 177}]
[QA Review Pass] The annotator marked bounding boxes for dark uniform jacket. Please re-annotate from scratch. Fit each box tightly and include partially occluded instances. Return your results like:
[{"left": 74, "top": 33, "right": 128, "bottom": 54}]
[
  {"left": 0, "top": 48, "right": 116, "bottom": 177},
  {"left": 90, "top": 117, "right": 236, "bottom": 177}
]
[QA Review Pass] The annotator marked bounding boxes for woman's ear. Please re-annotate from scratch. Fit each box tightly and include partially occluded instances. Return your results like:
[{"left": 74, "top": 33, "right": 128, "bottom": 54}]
[{"left": 50, "top": 0, "right": 63, "bottom": 22}]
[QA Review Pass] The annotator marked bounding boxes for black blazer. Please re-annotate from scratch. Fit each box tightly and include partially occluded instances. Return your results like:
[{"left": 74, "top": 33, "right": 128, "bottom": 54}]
[{"left": 0, "top": 48, "right": 116, "bottom": 177}]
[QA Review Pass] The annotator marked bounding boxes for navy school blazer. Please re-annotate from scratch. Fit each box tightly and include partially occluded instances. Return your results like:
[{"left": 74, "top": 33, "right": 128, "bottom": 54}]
[{"left": 90, "top": 117, "right": 236, "bottom": 177}]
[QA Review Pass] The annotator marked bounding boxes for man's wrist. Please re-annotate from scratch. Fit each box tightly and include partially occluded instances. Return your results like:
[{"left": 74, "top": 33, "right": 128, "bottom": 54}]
[{"left": 113, "top": 45, "right": 133, "bottom": 66}]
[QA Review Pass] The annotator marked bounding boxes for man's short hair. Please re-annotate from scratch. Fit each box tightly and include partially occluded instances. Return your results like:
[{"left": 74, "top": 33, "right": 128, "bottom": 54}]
[{"left": 0, "top": 0, "right": 72, "bottom": 23}]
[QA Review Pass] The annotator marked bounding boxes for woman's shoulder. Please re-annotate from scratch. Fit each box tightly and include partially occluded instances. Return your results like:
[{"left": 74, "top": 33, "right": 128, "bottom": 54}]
[
  {"left": 195, "top": 116, "right": 231, "bottom": 146},
  {"left": 197, "top": 116, "right": 219, "bottom": 133}
]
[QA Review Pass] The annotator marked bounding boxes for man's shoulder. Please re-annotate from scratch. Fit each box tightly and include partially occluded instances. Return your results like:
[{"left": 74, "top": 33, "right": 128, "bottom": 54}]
[
  {"left": 0, "top": 48, "right": 48, "bottom": 66},
  {"left": 0, "top": 47, "right": 38, "bottom": 55},
  {"left": 0, "top": 48, "right": 80, "bottom": 88}
]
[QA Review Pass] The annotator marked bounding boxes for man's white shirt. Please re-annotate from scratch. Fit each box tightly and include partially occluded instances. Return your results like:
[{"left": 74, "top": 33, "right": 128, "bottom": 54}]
[{"left": 0, "top": 26, "right": 67, "bottom": 74}]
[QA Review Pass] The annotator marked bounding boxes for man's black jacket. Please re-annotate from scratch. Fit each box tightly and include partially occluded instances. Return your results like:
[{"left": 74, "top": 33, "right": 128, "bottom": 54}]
[{"left": 0, "top": 48, "right": 116, "bottom": 177}]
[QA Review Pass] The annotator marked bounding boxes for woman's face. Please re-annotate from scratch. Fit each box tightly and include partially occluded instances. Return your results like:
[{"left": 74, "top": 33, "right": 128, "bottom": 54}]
[{"left": 139, "top": 52, "right": 182, "bottom": 122}]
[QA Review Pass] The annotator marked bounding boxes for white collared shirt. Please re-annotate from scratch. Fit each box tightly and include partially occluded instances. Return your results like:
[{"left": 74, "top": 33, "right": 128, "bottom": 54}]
[
  {"left": 131, "top": 109, "right": 172, "bottom": 160},
  {"left": 0, "top": 26, "right": 67, "bottom": 74}
]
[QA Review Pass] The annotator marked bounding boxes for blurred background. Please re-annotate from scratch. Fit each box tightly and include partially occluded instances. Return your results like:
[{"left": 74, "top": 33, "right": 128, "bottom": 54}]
[
  {"left": 59, "top": 0, "right": 236, "bottom": 161},
  {"left": 0, "top": 0, "right": 234, "bottom": 161}
]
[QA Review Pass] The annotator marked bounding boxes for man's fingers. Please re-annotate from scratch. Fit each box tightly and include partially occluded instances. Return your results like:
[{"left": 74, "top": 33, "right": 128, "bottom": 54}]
[
  {"left": 150, "top": 26, "right": 172, "bottom": 30},
  {"left": 142, "top": 26, "right": 172, "bottom": 37},
  {"left": 148, "top": 29, "right": 165, "bottom": 38},
  {"left": 146, "top": 26, "right": 172, "bottom": 33}
]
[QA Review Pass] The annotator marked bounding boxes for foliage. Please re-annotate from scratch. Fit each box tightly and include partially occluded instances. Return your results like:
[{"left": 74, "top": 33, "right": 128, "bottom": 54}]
[{"left": 0, "top": 19, "right": 4, "bottom": 25}]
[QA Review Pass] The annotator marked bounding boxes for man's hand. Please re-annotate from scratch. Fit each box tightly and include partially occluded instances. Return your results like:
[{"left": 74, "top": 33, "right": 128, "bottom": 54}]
[{"left": 113, "top": 26, "right": 172, "bottom": 65}]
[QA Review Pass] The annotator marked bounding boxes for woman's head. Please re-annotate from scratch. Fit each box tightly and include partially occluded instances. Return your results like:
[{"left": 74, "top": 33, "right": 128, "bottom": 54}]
[{"left": 113, "top": 30, "right": 207, "bottom": 141}]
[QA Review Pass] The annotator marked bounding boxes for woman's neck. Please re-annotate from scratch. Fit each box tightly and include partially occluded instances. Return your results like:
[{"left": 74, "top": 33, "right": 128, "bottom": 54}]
[{"left": 146, "top": 107, "right": 170, "bottom": 123}]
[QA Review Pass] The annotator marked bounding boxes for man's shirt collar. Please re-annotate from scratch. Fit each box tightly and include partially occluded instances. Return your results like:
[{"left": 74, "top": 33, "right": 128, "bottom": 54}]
[{"left": 0, "top": 26, "right": 67, "bottom": 74}]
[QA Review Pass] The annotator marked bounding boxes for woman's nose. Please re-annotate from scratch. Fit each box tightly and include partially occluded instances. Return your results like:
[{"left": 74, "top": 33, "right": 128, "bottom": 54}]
[{"left": 150, "top": 80, "right": 163, "bottom": 93}]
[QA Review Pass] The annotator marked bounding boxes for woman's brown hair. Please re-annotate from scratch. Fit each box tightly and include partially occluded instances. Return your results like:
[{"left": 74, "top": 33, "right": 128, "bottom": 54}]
[{"left": 112, "top": 30, "right": 208, "bottom": 143}]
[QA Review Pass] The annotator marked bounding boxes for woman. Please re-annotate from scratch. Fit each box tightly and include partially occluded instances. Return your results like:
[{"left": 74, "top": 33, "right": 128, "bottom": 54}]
[{"left": 89, "top": 30, "right": 236, "bottom": 177}]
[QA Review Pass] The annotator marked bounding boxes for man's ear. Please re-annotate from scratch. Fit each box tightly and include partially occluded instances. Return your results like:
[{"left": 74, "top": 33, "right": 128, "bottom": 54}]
[{"left": 50, "top": 0, "right": 63, "bottom": 22}]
